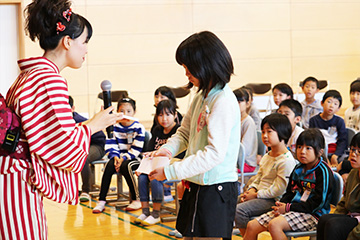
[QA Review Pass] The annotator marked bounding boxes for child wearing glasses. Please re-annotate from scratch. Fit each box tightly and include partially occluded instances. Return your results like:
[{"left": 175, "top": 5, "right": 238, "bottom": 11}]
[{"left": 317, "top": 132, "right": 360, "bottom": 240}]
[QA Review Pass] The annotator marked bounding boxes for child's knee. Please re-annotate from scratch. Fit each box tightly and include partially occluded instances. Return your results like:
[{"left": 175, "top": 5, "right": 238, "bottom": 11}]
[{"left": 246, "top": 219, "right": 260, "bottom": 231}]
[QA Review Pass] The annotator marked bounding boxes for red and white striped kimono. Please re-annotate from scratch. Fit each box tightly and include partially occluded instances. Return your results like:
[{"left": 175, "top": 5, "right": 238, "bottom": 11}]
[{"left": 0, "top": 57, "right": 91, "bottom": 239}]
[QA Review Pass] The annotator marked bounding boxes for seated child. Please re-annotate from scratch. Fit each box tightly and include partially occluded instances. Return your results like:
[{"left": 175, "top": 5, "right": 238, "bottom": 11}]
[
  {"left": 301, "top": 76, "right": 323, "bottom": 129},
  {"left": 233, "top": 88, "right": 258, "bottom": 172},
  {"left": 93, "top": 98, "right": 145, "bottom": 213},
  {"left": 345, "top": 80, "right": 360, "bottom": 132},
  {"left": 69, "top": 96, "right": 106, "bottom": 202},
  {"left": 150, "top": 86, "right": 183, "bottom": 201},
  {"left": 272, "top": 83, "right": 293, "bottom": 111},
  {"left": 309, "top": 90, "right": 347, "bottom": 166},
  {"left": 244, "top": 128, "right": 335, "bottom": 240},
  {"left": 135, "top": 100, "right": 184, "bottom": 226},
  {"left": 317, "top": 132, "right": 360, "bottom": 240},
  {"left": 277, "top": 99, "right": 304, "bottom": 156},
  {"left": 241, "top": 86, "right": 261, "bottom": 130},
  {"left": 235, "top": 113, "right": 297, "bottom": 237}
]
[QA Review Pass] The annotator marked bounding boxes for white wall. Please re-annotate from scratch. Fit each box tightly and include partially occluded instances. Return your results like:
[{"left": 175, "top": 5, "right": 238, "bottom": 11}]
[{"left": 0, "top": 4, "right": 19, "bottom": 96}]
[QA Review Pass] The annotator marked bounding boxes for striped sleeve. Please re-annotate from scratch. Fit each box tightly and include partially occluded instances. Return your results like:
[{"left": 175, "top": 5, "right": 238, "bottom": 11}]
[{"left": 20, "top": 72, "right": 91, "bottom": 173}]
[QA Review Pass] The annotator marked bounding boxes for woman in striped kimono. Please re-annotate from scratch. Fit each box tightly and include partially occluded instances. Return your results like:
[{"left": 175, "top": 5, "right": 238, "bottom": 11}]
[{"left": 0, "top": 0, "right": 122, "bottom": 239}]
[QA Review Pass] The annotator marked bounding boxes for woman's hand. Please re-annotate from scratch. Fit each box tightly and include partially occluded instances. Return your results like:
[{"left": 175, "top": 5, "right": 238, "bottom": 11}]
[
  {"left": 149, "top": 167, "right": 166, "bottom": 181},
  {"left": 143, "top": 148, "right": 172, "bottom": 159},
  {"left": 86, "top": 106, "right": 124, "bottom": 134}
]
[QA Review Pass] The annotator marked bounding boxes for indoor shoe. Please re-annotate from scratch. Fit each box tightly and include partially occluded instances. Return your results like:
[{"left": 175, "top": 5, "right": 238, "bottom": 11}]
[
  {"left": 141, "top": 215, "right": 160, "bottom": 226},
  {"left": 125, "top": 200, "right": 141, "bottom": 211},
  {"left": 169, "top": 229, "right": 183, "bottom": 238},
  {"left": 79, "top": 192, "right": 90, "bottom": 202},
  {"left": 92, "top": 201, "right": 106, "bottom": 214},
  {"left": 163, "top": 195, "right": 174, "bottom": 202},
  {"left": 134, "top": 213, "right": 148, "bottom": 224}
]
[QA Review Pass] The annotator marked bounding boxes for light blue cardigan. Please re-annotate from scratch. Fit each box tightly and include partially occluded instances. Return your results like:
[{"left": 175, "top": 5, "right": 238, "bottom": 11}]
[{"left": 162, "top": 84, "right": 241, "bottom": 185}]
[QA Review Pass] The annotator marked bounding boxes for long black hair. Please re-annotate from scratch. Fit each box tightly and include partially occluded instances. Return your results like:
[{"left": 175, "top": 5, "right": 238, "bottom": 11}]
[{"left": 25, "top": 0, "right": 93, "bottom": 50}]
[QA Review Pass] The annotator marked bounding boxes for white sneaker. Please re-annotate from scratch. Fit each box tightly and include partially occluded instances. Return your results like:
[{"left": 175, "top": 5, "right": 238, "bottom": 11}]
[
  {"left": 142, "top": 215, "right": 160, "bottom": 226},
  {"left": 164, "top": 195, "right": 174, "bottom": 202},
  {"left": 92, "top": 201, "right": 106, "bottom": 214},
  {"left": 134, "top": 213, "right": 148, "bottom": 224},
  {"left": 79, "top": 192, "right": 90, "bottom": 202},
  {"left": 125, "top": 200, "right": 141, "bottom": 211},
  {"left": 169, "top": 229, "right": 183, "bottom": 238}
]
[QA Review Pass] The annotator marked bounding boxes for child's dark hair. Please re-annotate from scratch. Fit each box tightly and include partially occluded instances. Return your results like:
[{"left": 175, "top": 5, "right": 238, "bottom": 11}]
[
  {"left": 261, "top": 113, "right": 292, "bottom": 144},
  {"left": 350, "top": 132, "right": 360, "bottom": 148},
  {"left": 322, "top": 89, "right": 342, "bottom": 107},
  {"left": 233, "top": 88, "right": 249, "bottom": 102},
  {"left": 350, "top": 81, "right": 360, "bottom": 93},
  {"left": 156, "top": 100, "right": 177, "bottom": 117},
  {"left": 117, "top": 98, "right": 136, "bottom": 111},
  {"left": 296, "top": 128, "right": 325, "bottom": 159},
  {"left": 272, "top": 83, "right": 294, "bottom": 99},
  {"left": 302, "top": 76, "right": 319, "bottom": 89},
  {"left": 154, "top": 86, "right": 177, "bottom": 106},
  {"left": 240, "top": 86, "right": 254, "bottom": 100},
  {"left": 175, "top": 31, "right": 233, "bottom": 94},
  {"left": 278, "top": 99, "right": 303, "bottom": 117},
  {"left": 25, "top": 0, "right": 93, "bottom": 50}
]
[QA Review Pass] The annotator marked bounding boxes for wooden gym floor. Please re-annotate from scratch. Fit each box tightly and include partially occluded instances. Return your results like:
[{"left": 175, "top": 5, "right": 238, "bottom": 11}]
[{"left": 45, "top": 197, "right": 309, "bottom": 240}]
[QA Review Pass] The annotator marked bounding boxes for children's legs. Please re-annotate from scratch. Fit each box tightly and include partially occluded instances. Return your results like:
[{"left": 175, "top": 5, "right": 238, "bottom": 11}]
[
  {"left": 119, "top": 159, "right": 140, "bottom": 201},
  {"left": 267, "top": 216, "right": 291, "bottom": 240},
  {"left": 243, "top": 219, "right": 267, "bottom": 240},
  {"left": 150, "top": 179, "right": 164, "bottom": 217},
  {"left": 98, "top": 158, "right": 117, "bottom": 201}
]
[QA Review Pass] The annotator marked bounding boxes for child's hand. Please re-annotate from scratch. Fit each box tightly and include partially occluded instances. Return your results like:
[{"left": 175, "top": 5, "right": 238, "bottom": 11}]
[
  {"left": 149, "top": 167, "right": 166, "bottom": 181},
  {"left": 242, "top": 188, "right": 257, "bottom": 201},
  {"left": 135, "top": 171, "right": 141, "bottom": 177},
  {"left": 143, "top": 148, "right": 172, "bottom": 159},
  {"left": 330, "top": 155, "right": 338, "bottom": 167},
  {"left": 114, "top": 156, "right": 123, "bottom": 172},
  {"left": 272, "top": 201, "right": 286, "bottom": 216}
]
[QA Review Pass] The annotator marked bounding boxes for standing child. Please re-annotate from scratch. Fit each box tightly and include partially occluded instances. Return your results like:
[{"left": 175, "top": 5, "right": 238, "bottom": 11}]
[
  {"left": 272, "top": 83, "right": 293, "bottom": 110},
  {"left": 147, "top": 31, "right": 240, "bottom": 240},
  {"left": 309, "top": 90, "right": 347, "bottom": 166},
  {"left": 277, "top": 99, "right": 304, "bottom": 156},
  {"left": 301, "top": 76, "right": 323, "bottom": 129},
  {"left": 235, "top": 113, "right": 297, "bottom": 237},
  {"left": 233, "top": 88, "right": 258, "bottom": 172},
  {"left": 93, "top": 98, "right": 145, "bottom": 213},
  {"left": 244, "top": 128, "right": 334, "bottom": 240},
  {"left": 135, "top": 100, "right": 184, "bottom": 225},
  {"left": 317, "top": 132, "right": 360, "bottom": 240}
]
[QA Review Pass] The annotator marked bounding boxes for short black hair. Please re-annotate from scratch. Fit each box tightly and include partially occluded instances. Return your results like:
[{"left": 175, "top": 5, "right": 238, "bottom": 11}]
[
  {"left": 233, "top": 88, "right": 249, "bottom": 102},
  {"left": 322, "top": 89, "right": 342, "bottom": 107},
  {"left": 278, "top": 99, "right": 303, "bottom": 117},
  {"left": 296, "top": 128, "right": 325, "bottom": 158},
  {"left": 117, "top": 97, "right": 136, "bottom": 111},
  {"left": 261, "top": 113, "right": 292, "bottom": 144},
  {"left": 350, "top": 132, "right": 360, "bottom": 148},
  {"left": 272, "top": 83, "right": 294, "bottom": 99},
  {"left": 156, "top": 99, "right": 177, "bottom": 117},
  {"left": 175, "top": 31, "right": 234, "bottom": 94},
  {"left": 302, "top": 76, "right": 319, "bottom": 89},
  {"left": 350, "top": 82, "right": 360, "bottom": 93}
]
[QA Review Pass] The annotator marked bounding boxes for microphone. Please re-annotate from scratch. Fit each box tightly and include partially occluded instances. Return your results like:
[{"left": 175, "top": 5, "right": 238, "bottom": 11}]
[{"left": 100, "top": 80, "right": 113, "bottom": 138}]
